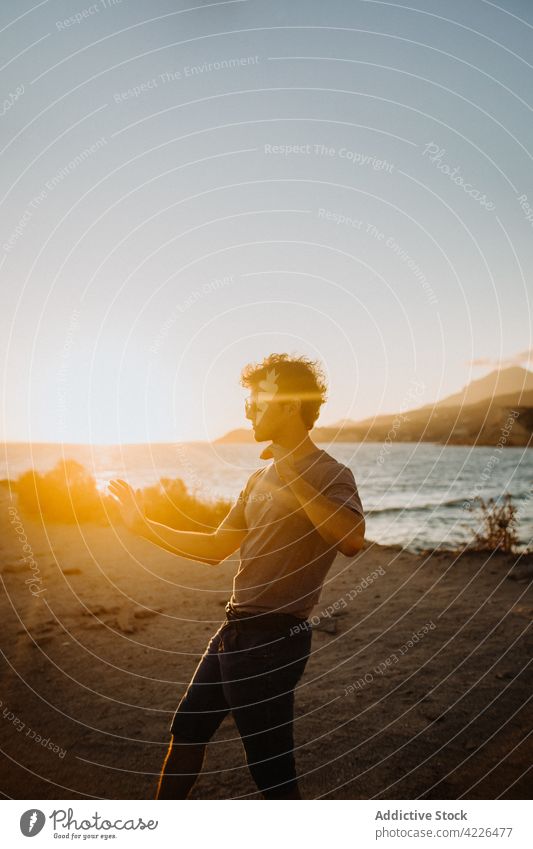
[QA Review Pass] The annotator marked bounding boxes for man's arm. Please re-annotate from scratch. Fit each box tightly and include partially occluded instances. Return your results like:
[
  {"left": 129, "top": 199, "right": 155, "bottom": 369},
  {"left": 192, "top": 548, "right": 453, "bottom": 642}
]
[
  {"left": 286, "top": 474, "right": 365, "bottom": 556},
  {"left": 265, "top": 448, "right": 365, "bottom": 556},
  {"left": 136, "top": 518, "right": 245, "bottom": 565},
  {"left": 108, "top": 478, "right": 246, "bottom": 565}
]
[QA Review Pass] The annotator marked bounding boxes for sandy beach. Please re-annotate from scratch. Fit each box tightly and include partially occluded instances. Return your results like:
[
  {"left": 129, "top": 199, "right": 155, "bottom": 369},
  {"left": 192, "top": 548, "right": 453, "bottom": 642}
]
[{"left": 1, "top": 487, "right": 531, "bottom": 800}]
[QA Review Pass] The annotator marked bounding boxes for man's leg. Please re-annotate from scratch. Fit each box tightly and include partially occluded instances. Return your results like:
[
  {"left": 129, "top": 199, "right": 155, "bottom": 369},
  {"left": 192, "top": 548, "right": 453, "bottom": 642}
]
[
  {"left": 233, "top": 687, "right": 303, "bottom": 799},
  {"left": 156, "top": 735, "right": 206, "bottom": 799},
  {"left": 277, "top": 784, "right": 301, "bottom": 800},
  {"left": 157, "top": 624, "right": 230, "bottom": 799},
  {"left": 220, "top": 627, "right": 312, "bottom": 799}
]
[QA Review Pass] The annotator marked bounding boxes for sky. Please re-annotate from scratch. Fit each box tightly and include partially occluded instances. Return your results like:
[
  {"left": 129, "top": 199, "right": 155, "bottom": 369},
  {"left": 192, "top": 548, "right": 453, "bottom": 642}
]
[{"left": 1, "top": 0, "right": 532, "bottom": 444}]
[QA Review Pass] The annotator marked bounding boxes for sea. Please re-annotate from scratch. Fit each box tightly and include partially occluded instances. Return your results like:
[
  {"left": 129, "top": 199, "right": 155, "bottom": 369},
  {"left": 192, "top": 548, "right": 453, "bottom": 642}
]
[{"left": 2, "top": 441, "right": 532, "bottom": 553}]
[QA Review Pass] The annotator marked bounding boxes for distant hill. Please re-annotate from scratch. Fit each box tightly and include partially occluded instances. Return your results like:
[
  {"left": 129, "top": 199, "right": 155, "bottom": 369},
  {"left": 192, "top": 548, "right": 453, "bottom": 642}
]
[
  {"left": 312, "top": 389, "right": 533, "bottom": 447},
  {"left": 420, "top": 366, "right": 533, "bottom": 410},
  {"left": 352, "top": 366, "right": 533, "bottom": 429},
  {"left": 215, "top": 428, "right": 255, "bottom": 444},
  {"left": 215, "top": 368, "right": 533, "bottom": 447}
]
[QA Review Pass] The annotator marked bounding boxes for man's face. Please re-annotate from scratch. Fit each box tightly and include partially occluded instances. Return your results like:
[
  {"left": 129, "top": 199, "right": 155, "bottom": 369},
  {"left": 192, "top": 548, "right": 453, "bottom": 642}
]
[{"left": 245, "top": 387, "right": 286, "bottom": 441}]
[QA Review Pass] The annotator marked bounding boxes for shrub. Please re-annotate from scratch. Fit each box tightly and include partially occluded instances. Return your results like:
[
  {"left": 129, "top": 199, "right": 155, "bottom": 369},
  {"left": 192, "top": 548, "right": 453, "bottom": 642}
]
[
  {"left": 140, "top": 477, "right": 231, "bottom": 532},
  {"left": 470, "top": 493, "right": 520, "bottom": 554},
  {"left": 14, "top": 460, "right": 231, "bottom": 531},
  {"left": 15, "top": 460, "right": 109, "bottom": 524}
]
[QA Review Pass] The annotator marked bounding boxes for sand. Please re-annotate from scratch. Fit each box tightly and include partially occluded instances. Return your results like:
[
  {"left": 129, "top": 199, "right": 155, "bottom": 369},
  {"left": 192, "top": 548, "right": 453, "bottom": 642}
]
[{"left": 1, "top": 488, "right": 531, "bottom": 800}]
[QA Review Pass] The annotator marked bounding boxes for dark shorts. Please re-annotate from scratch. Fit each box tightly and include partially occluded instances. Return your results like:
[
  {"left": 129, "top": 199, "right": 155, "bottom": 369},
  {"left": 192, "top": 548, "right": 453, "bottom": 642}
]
[{"left": 169, "top": 610, "right": 313, "bottom": 798}]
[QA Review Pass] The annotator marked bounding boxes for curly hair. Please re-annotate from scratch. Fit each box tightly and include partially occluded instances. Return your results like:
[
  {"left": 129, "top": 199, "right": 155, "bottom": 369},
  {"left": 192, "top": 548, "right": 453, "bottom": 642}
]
[{"left": 240, "top": 353, "right": 328, "bottom": 430}]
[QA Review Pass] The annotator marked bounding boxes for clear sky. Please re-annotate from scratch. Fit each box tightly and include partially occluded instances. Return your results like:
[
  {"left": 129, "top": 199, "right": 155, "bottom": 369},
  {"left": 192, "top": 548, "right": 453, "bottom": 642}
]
[{"left": 1, "top": 0, "right": 532, "bottom": 443}]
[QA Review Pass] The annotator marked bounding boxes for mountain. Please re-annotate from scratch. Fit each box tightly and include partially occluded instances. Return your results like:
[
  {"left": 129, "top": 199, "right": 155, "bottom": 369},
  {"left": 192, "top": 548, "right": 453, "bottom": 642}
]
[
  {"left": 312, "top": 389, "right": 533, "bottom": 447},
  {"left": 215, "top": 368, "right": 533, "bottom": 447},
  {"left": 215, "top": 428, "right": 255, "bottom": 444},
  {"left": 420, "top": 366, "right": 533, "bottom": 410}
]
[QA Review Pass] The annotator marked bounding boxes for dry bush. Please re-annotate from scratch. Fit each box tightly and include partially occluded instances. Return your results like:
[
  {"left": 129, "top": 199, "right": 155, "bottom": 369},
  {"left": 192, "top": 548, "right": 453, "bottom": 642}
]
[
  {"left": 14, "top": 460, "right": 230, "bottom": 531},
  {"left": 140, "top": 477, "right": 231, "bottom": 532},
  {"left": 15, "top": 460, "right": 109, "bottom": 524},
  {"left": 471, "top": 493, "right": 520, "bottom": 554}
]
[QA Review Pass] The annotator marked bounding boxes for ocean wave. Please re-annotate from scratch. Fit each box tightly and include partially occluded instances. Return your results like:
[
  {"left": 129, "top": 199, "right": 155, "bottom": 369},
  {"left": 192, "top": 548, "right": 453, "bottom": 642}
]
[
  {"left": 367, "top": 490, "right": 532, "bottom": 516},
  {"left": 367, "top": 495, "right": 487, "bottom": 516}
]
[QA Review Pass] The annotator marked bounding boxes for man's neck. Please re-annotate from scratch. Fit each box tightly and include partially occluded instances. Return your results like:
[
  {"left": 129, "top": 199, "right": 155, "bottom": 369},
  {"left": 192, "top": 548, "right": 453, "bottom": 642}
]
[{"left": 273, "top": 431, "right": 318, "bottom": 462}]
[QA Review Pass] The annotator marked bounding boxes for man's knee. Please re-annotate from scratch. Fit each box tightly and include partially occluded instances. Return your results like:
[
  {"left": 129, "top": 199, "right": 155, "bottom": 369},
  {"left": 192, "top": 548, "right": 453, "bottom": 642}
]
[
  {"left": 157, "top": 736, "right": 205, "bottom": 799},
  {"left": 161, "top": 736, "right": 206, "bottom": 780},
  {"left": 167, "top": 735, "right": 206, "bottom": 756}
]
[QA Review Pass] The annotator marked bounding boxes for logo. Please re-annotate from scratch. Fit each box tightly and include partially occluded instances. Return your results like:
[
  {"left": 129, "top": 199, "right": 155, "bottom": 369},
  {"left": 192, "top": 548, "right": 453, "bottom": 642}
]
[
  {"left": 256, "top": 368, "right": 279, "bottom": 424},
  {"left": 20, "top": 809, "right": 45, "bottom": 836}
]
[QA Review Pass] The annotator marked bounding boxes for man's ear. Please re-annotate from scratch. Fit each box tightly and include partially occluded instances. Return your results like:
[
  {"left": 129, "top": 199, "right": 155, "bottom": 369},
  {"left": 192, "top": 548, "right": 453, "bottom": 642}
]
[{"left": 285, "top": 399, "right": 301, "bottom": 417}]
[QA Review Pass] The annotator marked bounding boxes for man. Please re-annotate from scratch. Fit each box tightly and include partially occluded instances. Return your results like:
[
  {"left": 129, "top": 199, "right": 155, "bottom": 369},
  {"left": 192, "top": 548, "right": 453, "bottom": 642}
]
[{"left": 109, "top": 353, "right": 365, "bottom": 799}]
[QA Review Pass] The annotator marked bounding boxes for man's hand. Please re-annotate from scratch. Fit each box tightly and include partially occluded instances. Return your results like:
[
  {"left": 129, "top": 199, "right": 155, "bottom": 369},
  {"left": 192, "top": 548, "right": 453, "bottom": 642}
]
[
  {"left": 108, "top": 478, "right": 146, "bottom": 533},
  {"left": 260, "top": 443, "right": 299, "bottom": 484},
  {"left": 108, "top": 480, "right": 245, "bottom": 564},
  {"left": 260, "top": 445, "right": 365, "bottom": 556}
]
